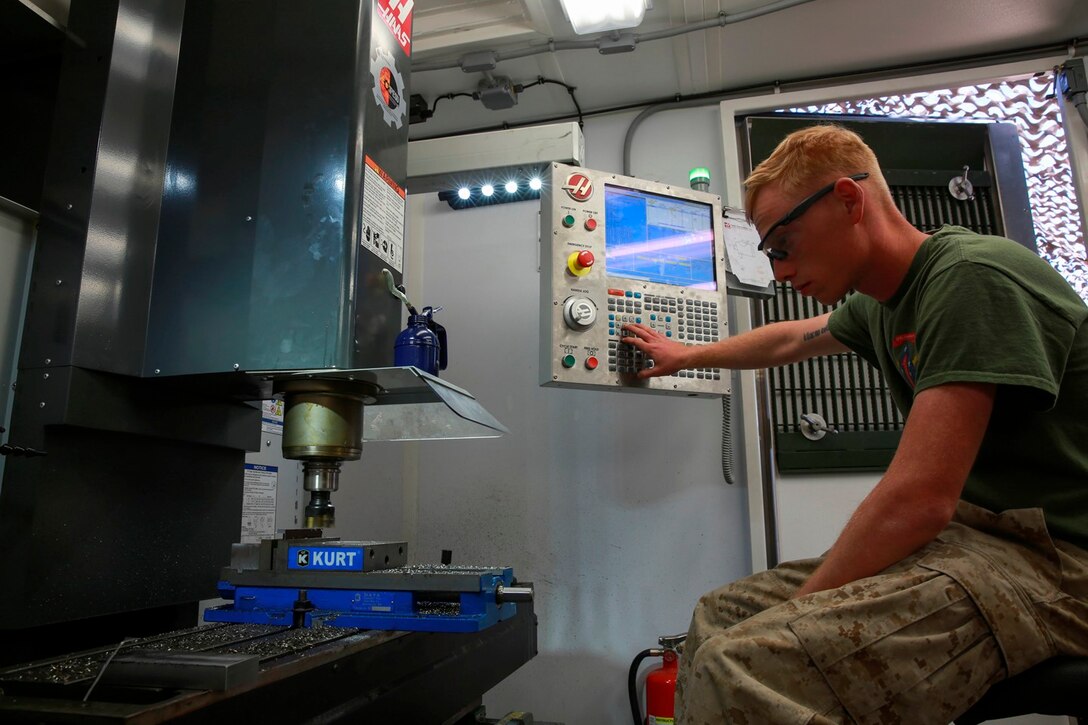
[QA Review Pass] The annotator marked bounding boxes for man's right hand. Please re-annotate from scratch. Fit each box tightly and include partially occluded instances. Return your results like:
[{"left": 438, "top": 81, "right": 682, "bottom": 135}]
[{"left": 621, "top": 323, "right": 689, "bottom": 379}]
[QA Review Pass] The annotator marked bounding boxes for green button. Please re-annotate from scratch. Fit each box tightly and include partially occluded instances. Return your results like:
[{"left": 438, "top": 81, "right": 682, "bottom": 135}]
[
  {"left": 562, "top": 215, "right": 576, "bottom": 228},
  {"left": 561, "top": 354, "right": 576, "bottom": 368}
]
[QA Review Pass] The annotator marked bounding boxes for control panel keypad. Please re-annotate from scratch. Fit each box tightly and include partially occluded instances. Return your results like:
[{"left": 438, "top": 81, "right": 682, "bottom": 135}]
[
  {"left": 677, "top": 298, "right": 720, "bottom": 343},
  {"left": 608, "top": 336, "right": 648, "bottom": 373},
  {"left": 606, "top": 290, "right": 722, "bottom": 379}
]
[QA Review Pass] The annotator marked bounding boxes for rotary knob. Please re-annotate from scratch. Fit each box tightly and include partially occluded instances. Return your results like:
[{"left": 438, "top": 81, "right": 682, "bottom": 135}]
[{"left": 562, "top": 296, "right": 597, "bottom": 329}]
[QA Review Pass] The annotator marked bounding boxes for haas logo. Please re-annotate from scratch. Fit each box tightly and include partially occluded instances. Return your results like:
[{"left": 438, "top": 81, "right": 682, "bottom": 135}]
[
  {"left": 563, "top": 173, "right": 593, "bottom": 202},
  {"left": 296, "top": 549, "right": 310, "bottom": 567}
]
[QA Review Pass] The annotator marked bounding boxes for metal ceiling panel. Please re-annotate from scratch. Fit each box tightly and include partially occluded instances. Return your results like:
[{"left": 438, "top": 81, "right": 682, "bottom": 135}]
[
  {"left": 408, "top": 0, "right": 1088, "bottom": 139},
  {"left": 413, "top": 0, "right": 550, "bottom": 55}
]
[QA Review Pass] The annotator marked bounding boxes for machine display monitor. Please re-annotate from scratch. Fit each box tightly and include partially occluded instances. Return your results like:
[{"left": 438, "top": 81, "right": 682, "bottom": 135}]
[{"left": 603, "top": 184, "right": 717, "bottom": 291}]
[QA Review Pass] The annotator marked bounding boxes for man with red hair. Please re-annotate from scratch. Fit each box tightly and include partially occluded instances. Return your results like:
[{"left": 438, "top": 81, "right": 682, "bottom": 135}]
[{"left": 624, "top": 124, "right": 1088, "bottom": 724}]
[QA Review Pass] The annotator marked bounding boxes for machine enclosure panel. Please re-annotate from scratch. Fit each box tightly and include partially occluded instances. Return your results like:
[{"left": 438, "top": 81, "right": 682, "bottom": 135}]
[
  {"left": 0, "top": 0, "right": 411, "bottom": 637},
  {"left": 539, "top": 163, "right": 731, "bottom": 397},
  {"left": 145, "top": 0, "right": 410, "bottom": 376}
]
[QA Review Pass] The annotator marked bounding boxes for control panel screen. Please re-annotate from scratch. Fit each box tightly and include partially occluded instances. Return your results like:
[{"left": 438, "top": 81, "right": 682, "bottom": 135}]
[{"left": 604, "top": 184, "right": 717, "bottom": 291}]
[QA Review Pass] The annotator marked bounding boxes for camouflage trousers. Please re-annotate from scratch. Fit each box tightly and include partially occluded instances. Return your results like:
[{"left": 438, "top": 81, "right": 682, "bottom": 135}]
[{"left": 677, "top": 502, "right": 1088, "bottom": 725}]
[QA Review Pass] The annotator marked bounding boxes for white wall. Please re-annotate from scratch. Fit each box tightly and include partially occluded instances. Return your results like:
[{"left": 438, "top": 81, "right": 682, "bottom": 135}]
[
  {"left": 329, "top": 439, "right": 405, "bottom": 543},
  {"left": 775, "top": 472, "right": 875, "bottom": 561},
  {"left": 401, "top": 107, "right": 752, "bottom": 724}
]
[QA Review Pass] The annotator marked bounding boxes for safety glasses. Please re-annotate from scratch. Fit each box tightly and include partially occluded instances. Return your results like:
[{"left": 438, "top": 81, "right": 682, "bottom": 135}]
[{"left": 757, "top": 173, "right": 870, "bottom": 261}]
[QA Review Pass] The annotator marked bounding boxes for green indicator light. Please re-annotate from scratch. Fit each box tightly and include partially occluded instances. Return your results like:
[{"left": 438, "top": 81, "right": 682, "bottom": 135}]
[
  {"left": 561, "top": 354, "right": 577, "bottom": 368},
  {"left": 689, "top": 167, "right": 711, "bottom": 183}
]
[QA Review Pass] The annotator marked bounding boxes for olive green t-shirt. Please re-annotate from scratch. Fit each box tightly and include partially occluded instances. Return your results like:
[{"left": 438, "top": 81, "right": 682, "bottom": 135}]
[{"left": 829, "top": 225, "right": 1088, "bottom": 549}]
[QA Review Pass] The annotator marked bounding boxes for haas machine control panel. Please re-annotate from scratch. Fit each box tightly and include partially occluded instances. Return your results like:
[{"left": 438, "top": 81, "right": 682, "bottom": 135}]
[{"left": 540, "top": 163, "right": 731, "bottom": 397}]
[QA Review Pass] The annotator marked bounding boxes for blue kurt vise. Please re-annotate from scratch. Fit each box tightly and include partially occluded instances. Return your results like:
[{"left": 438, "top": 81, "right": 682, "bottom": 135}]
[{"left": 204, "top": 537, "right": 532, "bottom": 633}]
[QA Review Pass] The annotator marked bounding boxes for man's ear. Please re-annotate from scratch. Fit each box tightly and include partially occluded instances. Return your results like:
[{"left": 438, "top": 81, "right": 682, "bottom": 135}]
[{"left": 834, "top": 176, "right": 865, "bottom": 224}]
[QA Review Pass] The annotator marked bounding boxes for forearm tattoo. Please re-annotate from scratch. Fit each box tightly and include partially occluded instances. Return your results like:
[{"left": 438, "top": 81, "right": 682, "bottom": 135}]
[{"left": 802, "top": 325, "right": 829, "bottom": 342}]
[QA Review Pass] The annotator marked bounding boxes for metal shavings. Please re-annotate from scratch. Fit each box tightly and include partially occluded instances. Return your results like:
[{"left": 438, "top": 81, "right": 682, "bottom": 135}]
[
  {"left": 83, "top": 638, "right": 133, "bottom": 702},
  {"left": 5, "top": 655, "right": 106, "bottom": 684},
  {"left": 135, "top": 624, "right": 281, "bottom": 653},
  {"left": 380, "top": 564, "right": 503, "bottom": 575},
  {"left": 217, "top": 625, "right": 362, "bottom": 660},
  {"left": 0, "top": 624, "right": 282, "bottom": 685}
]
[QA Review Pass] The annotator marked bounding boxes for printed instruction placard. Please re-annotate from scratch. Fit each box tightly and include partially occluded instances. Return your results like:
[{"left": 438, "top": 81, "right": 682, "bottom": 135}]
[
  {"left": 241, "top": 463, "right": 278, "bottom": 543},
  {"left": 362, "top": 154, "right": 405, "bottom": 273},
  {"left": 722, "top": 211, "right": 775, "bottom": 289}
]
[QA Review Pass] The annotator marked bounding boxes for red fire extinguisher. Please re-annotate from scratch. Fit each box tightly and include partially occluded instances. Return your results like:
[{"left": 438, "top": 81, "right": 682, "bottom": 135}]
[{"left": 629, "top": 633, "right": 686, "bottom": 725}]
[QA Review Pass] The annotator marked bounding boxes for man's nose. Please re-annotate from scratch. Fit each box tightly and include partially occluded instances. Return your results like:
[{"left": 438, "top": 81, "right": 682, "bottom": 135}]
[{"left": 772, "top": 258, "right": 794, "bottom": 284}]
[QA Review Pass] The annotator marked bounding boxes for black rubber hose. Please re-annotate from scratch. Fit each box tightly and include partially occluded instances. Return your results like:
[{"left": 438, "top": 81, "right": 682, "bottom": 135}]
[{"left": 629, "top": 649, "right": 659, "bottom": 725}]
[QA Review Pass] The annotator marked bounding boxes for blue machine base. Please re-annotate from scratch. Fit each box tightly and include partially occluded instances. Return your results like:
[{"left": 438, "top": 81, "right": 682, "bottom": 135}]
[
  {"left": 205, "top": 571, "right": 517, "bottom": 633},
  {"left": 204, "top": 601, "right": 515, "bottom": 633}
]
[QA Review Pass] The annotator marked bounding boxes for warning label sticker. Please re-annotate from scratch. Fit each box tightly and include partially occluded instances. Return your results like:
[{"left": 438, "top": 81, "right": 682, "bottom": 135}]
[
  {"left": 362, "top": 154, "right": 405, "bottom": 273},
  {"left": 261, "top": 398, "right": 284, "bottom": 435}
]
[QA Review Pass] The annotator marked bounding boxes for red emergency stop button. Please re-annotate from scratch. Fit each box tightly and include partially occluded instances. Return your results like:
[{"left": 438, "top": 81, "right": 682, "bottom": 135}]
[
  {"left": 585, "top": 356, "right": 599, "bottom": 370},
  {"left": 584, "top": 218, "right": 598, "bottom": 231},
  {"left": 567, "top": 250, "right": 595, "bottom": 277}
]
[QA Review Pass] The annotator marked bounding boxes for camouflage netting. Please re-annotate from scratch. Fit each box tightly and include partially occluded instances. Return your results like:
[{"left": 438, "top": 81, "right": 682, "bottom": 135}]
[{"left": 788, "top": 72, "right": 1088, "bottom": 303}]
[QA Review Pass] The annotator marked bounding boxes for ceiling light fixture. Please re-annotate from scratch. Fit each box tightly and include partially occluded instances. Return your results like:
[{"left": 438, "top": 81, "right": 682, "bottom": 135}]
[{"left": 558, "top": 0, "right": 648, "bottom": 35}]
